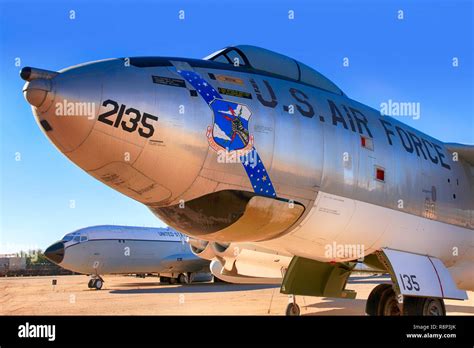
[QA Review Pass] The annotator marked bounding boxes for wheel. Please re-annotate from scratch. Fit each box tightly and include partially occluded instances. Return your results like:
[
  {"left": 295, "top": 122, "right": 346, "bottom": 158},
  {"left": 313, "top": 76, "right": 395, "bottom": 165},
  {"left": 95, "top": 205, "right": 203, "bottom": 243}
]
[
  {"left": 178, "top": 273, "right": 188, "bottom": 284},
  {"left": 377, "top": 286, "right": 401, "bottom": 316},
  {"left": 169, "top": 277, "right": 177, "bottom": 285},
  {"left": 94, "top": 279, "right": 103, "bottom": 290},
  {"left": 403, "top": 297, "right": 446, "bottom": 316},
  {"left": 87, "top": 279, "right": 94, "bottom": 288},
  {"left": 285, "top": 303, "right": 300, "bottom": 316},
  {"left": 366, "top": 284, "right": 392, "bottom": 316},
  {"left": 159, "top": 276, "right": 169, "bottom": 284}
]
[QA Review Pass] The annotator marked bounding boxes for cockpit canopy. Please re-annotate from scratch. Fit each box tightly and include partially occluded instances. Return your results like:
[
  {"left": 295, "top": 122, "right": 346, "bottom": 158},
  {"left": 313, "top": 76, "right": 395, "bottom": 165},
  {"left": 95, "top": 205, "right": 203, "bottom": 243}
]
[
  {"left": 205, "top": 45, "right": 343, "bottom": 95},
  {"left": 62, "top": 231, "right": 87, "bottom": 243}
]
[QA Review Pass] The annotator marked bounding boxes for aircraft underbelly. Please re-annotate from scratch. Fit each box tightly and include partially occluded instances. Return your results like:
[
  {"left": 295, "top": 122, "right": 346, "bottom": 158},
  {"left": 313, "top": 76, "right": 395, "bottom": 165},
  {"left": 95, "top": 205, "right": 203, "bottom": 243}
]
[{"left": 273, "top": 191, "right": 473, "bottom": 265}]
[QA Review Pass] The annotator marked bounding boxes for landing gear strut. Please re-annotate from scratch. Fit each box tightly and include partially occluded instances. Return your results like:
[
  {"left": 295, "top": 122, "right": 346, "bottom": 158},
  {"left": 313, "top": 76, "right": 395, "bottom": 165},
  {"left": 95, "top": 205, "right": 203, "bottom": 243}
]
[
  {"left": 285, "top": 295, "right": 301, "bottom": 316},
  {"left": 366, "top": 283, "right": 446, "bottom": 316},
  {"left": 88, "top": 275, "right": 104, "bottom": 290}
]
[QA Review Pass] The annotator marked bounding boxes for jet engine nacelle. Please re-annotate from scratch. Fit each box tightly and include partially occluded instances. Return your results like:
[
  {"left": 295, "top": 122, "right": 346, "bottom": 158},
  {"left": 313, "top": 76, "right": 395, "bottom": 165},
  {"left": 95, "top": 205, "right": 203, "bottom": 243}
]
[
  {"left": 188, "top": 238, "right": 216, "bottom": 261},
  {"left": 210, "top": 260, "right": 281, "bottom": 285}
]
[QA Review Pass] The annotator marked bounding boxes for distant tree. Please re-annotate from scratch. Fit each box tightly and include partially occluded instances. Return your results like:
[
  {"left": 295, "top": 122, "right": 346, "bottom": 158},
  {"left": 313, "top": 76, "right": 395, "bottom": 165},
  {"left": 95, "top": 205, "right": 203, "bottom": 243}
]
[{"left": 19, "top": 249, "right": 54, "bottom": 266}]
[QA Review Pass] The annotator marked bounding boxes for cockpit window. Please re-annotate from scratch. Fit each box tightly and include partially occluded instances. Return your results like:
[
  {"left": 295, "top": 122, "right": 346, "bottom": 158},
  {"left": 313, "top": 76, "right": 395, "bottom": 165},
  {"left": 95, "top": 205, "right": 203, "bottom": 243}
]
[
  {"left": 207, "top": 49, "right": 247, "bottom": 67},
  {"left": 80, "top": 236, "right": 88, "bottom": 242},
  {"left": 73, "top": 235, "right": 80, "bottom": 242},
  {"left": 212, "top": 54, "right": 231, "bottom": 64},
  {"left": 225, "top": 50, "right": 246, "bottom": 67},
  {"left": 62, "top": 231, "right": 80, "bottom": 242},
  {"left": 206, "top": 45, "right": 343, "bottom": 95},
  {"left": 233, "top": 45, "right": 298, "bottom": 80},
  {"left": 62, "top": 234, "right": 74, "bottom": 242}
]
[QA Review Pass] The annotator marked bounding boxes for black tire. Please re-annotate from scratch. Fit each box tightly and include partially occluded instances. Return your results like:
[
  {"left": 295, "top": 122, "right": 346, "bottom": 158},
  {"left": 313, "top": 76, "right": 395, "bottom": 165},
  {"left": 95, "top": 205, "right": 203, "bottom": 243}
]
[
  {"left": 87, "top": 279, "right": 94, "bottom": 289},
  {"left": 366, "top": 284, "right": 392, "bottom": 316},
  {"left": 169, "top": 277, "right": 177, "bottom": 285},
  {"left": 94, "top": 279, "right": 103, "bottom": 290},
  {"left": 285, "top": 303, "right": 300, "bottom": 316},
  {"left": 403, "top": 297, "right": 446, "bottom": 316},
  {"left": 377, "top": 286, "right": 401, "bottom": 316}
]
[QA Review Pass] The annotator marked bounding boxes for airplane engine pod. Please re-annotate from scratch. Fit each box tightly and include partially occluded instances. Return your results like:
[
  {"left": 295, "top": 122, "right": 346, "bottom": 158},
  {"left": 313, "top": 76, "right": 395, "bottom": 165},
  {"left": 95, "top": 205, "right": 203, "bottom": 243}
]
[
  {"left": 188, "top": 238, "right": 216, "bottom": 261},
  {"left": 154, "top": 191, "right": 305, "bottom": 242},
  {"left": 210, "top": 260, "right": 281, "bottom": 285},
  {"left": 211, "top": 242, "right": 233, "bottom": 258}
]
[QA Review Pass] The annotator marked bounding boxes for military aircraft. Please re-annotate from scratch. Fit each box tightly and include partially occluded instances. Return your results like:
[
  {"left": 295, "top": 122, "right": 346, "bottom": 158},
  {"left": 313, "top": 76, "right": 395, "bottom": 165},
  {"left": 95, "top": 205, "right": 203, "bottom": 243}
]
[
  {"left": 44, "top": 225, "right": 211, "bottom": 289},
  {"left": 22, "top": 45, "right": 473, "bottom": 315}
]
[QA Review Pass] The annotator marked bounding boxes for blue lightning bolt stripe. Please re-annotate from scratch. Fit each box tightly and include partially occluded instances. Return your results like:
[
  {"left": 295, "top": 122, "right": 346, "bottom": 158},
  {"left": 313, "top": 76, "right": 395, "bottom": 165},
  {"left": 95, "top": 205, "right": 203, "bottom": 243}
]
[{"left": 175, "top": 69, "right": 277, "bottom": 198}]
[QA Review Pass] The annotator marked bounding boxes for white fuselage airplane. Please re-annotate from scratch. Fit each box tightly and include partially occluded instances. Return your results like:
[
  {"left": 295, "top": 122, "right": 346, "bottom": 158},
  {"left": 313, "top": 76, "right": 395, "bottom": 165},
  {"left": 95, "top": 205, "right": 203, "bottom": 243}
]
[
  {"left": 44, "top": 225, "right": 211, "bottom": 289},
  {"left": 22, "top": 45, "right": 473, "bottom": 315}
]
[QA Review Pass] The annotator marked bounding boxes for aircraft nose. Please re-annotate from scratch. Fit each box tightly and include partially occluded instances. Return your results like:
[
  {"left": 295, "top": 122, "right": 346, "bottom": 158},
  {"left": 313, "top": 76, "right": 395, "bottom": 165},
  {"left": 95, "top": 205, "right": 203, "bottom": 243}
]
[
  {"left": 44, "top": 241, "right": 65, "bottom": 264},
  {"left": 21, "top": 65, "right": 101, "bottom": 153},
  {"left": 23, "top": 78, "right": 52, "bottom": 107},
  {"left": 21, "top": 67, "right": 58, "bottom": 107}
]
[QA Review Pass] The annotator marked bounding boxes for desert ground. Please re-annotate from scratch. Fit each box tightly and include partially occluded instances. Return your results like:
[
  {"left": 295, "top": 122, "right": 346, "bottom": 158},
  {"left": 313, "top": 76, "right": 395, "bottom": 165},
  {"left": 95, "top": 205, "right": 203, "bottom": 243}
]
[{"left": 1, "top": 274, "right": 473, "bottom": 315}]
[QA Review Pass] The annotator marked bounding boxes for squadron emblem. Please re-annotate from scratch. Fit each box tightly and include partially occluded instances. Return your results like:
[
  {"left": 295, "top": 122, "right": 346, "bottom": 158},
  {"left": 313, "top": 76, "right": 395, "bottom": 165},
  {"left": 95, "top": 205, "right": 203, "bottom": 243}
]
[{"left": 207, "top": 99, "right": 254, "bottom": 155}]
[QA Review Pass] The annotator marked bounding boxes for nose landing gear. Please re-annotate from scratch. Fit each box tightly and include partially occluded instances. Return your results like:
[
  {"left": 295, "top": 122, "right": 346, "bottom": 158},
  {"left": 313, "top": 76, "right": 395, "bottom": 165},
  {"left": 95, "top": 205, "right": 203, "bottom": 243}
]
[
  {"left": 88, "top": 275, "right": 104, "bottom": 290},
  {"left": 285, "top": 295, "right": 301, "bottom": 316}
]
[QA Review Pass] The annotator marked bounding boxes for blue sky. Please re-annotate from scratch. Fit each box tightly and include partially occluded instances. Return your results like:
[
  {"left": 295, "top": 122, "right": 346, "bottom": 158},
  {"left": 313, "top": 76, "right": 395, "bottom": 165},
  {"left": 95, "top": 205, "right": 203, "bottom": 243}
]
[{"left": 0, "top": 0, "right": 472, "bottom": 253}]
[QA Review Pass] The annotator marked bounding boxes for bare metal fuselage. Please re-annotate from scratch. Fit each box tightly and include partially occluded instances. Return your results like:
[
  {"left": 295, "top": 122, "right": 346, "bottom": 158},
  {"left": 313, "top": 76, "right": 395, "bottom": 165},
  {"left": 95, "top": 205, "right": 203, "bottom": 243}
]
[{"left": 23, "top": 52, "right": 474, "bottom": 289}]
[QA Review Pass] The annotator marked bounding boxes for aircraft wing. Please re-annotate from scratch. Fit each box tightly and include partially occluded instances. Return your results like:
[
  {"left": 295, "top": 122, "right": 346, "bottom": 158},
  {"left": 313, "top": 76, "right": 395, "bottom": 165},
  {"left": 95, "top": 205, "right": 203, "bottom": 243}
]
[{"left": 445, "top": 143, "right": 474, "bottom": 166}]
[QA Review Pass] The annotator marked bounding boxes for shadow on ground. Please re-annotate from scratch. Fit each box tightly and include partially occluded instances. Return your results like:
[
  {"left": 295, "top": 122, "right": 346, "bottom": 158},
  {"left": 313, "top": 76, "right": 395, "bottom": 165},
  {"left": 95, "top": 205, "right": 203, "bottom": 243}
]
[
  {"left": 109, "top": 283, "right": 278, "bottom": 294},
  {"left": 301, "top": 298, "right": 367, "bottom": 315}
]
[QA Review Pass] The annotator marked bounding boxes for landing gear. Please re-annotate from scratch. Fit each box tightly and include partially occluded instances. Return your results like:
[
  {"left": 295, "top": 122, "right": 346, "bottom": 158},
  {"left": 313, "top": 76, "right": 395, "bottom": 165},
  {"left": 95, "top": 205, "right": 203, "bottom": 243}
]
[
  {"left": 285, "top": 295, "right": 300, "bottom": 316},
  {"left": 88, "top": 276, "right": 104, "bottom": 290},
  {"left": 366, "top": 284, "right": 446, "bottom": 316},
  {"left": 160, "top": 274, "right": 190, "bottom": 284},
  {"left": 403, "top": 297, "right": 446, "bottom": 316},
  {"left": 178, "top": 273, "right": 189, "bottom": 284},
  {"left": 366, "top": 284, "right": 401, "bottom": 316},
  {"left": 366, "top": 283, "right": 392, "bottom": 316},
  {"left": 378, "top": 285, "right": 401, "bottom": 316},
  {"left": 285, "top": 303, "right": 300, "bottom": 316},
  {"left": 159, "top": 276, "right": 178, "bottom": 284}
]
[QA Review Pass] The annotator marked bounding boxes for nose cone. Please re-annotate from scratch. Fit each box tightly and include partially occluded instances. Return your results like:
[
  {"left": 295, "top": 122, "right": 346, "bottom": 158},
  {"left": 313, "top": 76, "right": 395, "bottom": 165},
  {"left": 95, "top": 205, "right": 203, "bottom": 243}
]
[
  {"left": 44, "top": 241, "right": 65, "bottom": 264},
  {"left": 22, "top": 64, "right": 103, "bottom": 153},
  {"left": 23, "top": 78, "right": 52, "bottom": 107}
]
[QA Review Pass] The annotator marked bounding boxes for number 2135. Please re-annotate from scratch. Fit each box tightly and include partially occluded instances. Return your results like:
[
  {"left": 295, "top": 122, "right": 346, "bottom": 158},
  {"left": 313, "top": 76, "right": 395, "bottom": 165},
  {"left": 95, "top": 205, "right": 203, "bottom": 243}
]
[{"left": 97, "top": 99, "right": 158, "bottom": 139}]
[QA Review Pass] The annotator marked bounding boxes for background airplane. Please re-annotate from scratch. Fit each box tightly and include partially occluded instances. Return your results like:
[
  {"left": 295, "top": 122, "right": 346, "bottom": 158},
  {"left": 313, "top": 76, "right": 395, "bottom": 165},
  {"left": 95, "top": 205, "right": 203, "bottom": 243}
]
[
  {"left": 23, "top": 45, "right": 473, "bottom": 315},
  {"left": 44, "top": 225, "right": 211, "bottom": 289}
]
